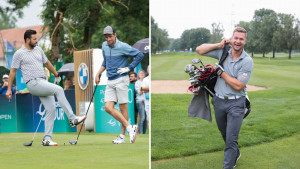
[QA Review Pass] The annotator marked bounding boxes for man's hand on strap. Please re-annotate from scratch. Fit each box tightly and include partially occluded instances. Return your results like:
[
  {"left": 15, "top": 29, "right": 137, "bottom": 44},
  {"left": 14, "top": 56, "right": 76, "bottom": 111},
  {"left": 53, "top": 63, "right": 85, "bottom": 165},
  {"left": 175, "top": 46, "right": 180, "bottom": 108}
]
[{"left": 215, "top": 63, "right": 225, "bottom": 76}]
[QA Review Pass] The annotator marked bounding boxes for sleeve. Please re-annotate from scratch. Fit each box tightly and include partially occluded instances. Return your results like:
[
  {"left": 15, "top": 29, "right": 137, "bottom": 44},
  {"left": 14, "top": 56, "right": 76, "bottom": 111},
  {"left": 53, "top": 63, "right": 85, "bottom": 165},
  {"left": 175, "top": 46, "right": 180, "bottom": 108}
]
[
  {"left": 237, "top": 58, "right": 253, "bottom": 85},
  {"left": 37, "top": 47, "right": 48, "bottom": 64},
  {"left": 135, "top": 81, "right": 142, "bottom": 95},
  {"left": 11, "top": 87, "right": 15, "bottom": 94},
  {"left": 122, "top": 43, "right": 144, "bottom": 70},
  {"left": 11, "top": 52, "right": 21, "bottom": 69},
  {"left": 206, "top": 49, "right": 223, "bottom": 60},
  {"left": 0, "top": 87, "right": 3, "bottom": 94},
  {"left": 101, "top": 48, "right": 106, "bottom": 68}
]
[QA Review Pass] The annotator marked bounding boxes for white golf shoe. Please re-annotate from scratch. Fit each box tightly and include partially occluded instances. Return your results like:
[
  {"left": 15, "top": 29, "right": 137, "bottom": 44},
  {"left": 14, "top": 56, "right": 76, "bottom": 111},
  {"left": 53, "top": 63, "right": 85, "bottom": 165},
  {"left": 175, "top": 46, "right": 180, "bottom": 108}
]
[
  {"left": 112, "top": 136, "right": 125, "bottom": 144},
  {"left": 42, "top": 139, "right": 58, "bottom": 146},
  {"left": 127, "top": 125, "right": 138, "bottom": 144},
  {"left": 70, "top": 115, "right": 87, "bottom": 128}
]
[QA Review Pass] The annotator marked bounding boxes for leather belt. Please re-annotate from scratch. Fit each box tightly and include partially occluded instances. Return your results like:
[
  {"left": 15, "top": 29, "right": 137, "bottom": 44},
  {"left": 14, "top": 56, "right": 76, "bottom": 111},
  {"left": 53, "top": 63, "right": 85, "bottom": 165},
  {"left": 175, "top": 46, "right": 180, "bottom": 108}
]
[
  {"left": 216, "top": 93, "right": 241, "bottom": 100},
  {"left": 26, "top": 77, "right": 46, "bottom": 84}
]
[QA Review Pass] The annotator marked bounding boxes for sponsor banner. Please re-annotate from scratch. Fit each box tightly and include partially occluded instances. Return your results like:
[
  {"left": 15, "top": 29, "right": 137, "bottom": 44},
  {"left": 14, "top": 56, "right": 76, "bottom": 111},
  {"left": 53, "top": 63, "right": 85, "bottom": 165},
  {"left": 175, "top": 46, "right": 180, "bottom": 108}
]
[
  {"left": 0, "top": 95, "right": 16, "bottom": 133},
  {"left": 14, "top": 91, "right": 77, "bottom": 133},
  {"left": 95, "top": 84, "right": 135, "bottom": 133}
]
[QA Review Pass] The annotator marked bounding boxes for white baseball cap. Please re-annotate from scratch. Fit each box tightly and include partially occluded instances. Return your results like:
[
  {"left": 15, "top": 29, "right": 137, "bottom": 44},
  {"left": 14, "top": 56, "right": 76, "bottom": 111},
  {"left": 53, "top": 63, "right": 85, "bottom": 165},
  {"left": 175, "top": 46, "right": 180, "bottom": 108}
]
[{"left": 3, "top": 74, "right": 8, "bottom": 79}]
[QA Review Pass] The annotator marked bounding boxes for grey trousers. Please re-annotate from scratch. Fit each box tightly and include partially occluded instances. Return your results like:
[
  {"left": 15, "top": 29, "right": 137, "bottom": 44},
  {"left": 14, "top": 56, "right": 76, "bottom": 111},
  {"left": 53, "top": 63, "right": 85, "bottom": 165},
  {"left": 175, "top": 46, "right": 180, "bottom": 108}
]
[
  {"left": 211, "top": 95, "right": 245, "bottom": 169},
  {"left": 27, "top": 78, "right": 76, "bottom": 140}
]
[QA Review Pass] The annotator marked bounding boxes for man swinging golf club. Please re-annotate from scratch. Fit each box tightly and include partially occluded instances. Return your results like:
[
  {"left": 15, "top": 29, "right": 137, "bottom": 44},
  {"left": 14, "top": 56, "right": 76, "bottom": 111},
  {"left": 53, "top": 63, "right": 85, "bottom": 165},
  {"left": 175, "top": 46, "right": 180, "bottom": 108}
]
[
  {"left": 95, "top": 26, "right": 143, "bottom": 144},
  {"left": 5, "top": 29, "right": 86, "bottom": 146}
]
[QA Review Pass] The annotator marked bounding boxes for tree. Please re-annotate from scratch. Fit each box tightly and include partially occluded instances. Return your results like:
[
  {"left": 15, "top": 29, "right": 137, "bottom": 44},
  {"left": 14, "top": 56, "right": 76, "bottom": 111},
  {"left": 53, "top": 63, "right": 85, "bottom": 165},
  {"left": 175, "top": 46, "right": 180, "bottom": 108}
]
[
  {"left": 0, "top": 0, "right": 32, "bottom": 18},
  {"left": 0, "top": 0, "right": 32, "bottom": 30},
  {"left": 170, "top": 38, "right": 181, "bottom": 51},
  {"left": 236, "top": 21, "right": 256, "bottom": 57},
  {"left": 252, "top": 8, "right": 278, "bottom": 57},
  {"left": 180, "top": 28, "right": 210, "bottom": 51},
  {"left": 276, "top": 13, "right": 300, "bottom": 59},
  {"left": 0, "top": 13, "right": 17, "bottom": 30},
  {"left": 209, "top": 23, "right": 224, "bottom": 43},
  {"left": 151, "top": 17, "right": 169, "bottom": 53},
  {"left": 41, "top": 0, "right": 149, "bottom": 63}
]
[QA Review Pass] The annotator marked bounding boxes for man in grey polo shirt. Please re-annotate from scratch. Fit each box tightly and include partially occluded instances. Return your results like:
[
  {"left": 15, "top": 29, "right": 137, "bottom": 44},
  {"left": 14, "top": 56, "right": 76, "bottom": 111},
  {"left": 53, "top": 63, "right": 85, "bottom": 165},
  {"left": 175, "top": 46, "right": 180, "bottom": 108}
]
[
  {"left": 5, "top": 29, "right": 86, "bottom": 146},
  {"left": 196, "top": 27, "right": 253, "bottom": 169}
]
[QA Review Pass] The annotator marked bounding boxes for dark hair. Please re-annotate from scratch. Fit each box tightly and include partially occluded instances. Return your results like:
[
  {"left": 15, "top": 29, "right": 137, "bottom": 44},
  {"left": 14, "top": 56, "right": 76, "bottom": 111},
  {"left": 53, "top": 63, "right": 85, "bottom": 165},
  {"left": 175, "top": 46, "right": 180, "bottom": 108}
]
[
  {"left": 24, "top": 29, "right": 37, "bottom": 42},
  {"left": 129, "top": 72, "right": 137, "bottom": 77}
]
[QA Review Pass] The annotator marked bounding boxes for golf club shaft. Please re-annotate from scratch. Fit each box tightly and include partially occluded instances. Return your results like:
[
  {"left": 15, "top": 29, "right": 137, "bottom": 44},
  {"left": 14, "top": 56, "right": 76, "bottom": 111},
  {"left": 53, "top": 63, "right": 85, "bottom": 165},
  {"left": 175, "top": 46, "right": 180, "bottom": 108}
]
[
  {"left": 31, "top": 114, "right": 44, "bottom": 142},
  {"left": 76, "top": 85, "right": 98, "bottom": 141}
]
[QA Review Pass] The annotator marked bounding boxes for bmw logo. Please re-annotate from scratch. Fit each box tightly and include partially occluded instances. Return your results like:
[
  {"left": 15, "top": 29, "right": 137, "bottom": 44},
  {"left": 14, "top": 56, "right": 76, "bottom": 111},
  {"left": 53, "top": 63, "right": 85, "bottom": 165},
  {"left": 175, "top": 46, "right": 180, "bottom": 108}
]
[{"left": 78, "top": 63, "right": 89, "bottom": 90}]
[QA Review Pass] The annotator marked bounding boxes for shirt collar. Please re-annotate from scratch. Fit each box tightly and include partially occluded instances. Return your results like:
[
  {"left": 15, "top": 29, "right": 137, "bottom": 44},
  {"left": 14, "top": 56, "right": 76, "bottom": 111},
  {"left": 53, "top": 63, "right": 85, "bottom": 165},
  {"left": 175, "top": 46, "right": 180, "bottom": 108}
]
[{"left": 228, "top": 48, "right": 247, "bottom": 62}]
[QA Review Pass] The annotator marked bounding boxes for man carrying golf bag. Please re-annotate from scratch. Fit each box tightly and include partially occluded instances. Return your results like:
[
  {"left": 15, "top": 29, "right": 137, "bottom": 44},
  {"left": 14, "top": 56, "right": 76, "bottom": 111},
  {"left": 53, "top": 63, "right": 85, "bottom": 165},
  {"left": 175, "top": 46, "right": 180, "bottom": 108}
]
[
  {"left": 5, "top": 29, "right": 86, "bottom": 146},
  {"left": 95, "top": 26, "right": 143, "bottom": 144},
  {"left": 196, "top": 27, "right": 253, "bottom": 169}
]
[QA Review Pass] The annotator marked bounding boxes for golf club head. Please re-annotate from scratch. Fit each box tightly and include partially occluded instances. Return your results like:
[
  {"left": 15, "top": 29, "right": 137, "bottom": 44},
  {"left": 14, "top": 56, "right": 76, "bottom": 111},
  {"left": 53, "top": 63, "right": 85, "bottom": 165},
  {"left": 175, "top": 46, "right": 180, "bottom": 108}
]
[
  {"left": 69, "top": 140, "right": 77, "bottom": 145},
  {"left": 24, "top": 142, "right": 33, "bottom": 146},
  {"left": 192, "top": 58, "right": 201, "bottom": 64}
]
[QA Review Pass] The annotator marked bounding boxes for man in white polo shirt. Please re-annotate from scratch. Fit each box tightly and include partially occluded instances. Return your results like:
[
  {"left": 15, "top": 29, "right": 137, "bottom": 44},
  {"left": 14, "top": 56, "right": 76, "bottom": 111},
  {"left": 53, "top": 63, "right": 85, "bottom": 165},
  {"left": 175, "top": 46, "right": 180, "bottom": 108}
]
[{"left": 5, "top": 29, "right": 86, "bottom": 146}]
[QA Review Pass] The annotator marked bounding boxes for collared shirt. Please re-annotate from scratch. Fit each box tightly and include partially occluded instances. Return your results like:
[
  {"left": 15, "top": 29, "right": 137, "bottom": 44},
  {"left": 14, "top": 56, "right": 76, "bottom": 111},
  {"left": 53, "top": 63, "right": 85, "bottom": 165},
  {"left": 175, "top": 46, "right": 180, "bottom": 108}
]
[
  {"left": 101, "top": 38, "right": 144, "bottom": 80},
  {"left": 11, "top": 46, "right": 48, "bottom": 82},
  {"left": 206, "top": 48, "right": 253, "bottom": 97}
]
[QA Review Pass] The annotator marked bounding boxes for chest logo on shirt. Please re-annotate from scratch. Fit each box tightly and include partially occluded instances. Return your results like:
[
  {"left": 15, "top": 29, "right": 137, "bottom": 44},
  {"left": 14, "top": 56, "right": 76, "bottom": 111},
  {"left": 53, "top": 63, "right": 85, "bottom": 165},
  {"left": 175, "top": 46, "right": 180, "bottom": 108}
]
[{"left": 78, "top": 63, "right": 89, "bottom": 90}]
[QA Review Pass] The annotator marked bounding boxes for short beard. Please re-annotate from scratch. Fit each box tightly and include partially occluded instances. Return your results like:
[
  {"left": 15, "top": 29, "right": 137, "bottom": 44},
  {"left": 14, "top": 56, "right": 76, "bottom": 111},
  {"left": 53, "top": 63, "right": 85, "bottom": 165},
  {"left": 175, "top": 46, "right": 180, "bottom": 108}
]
[{"left": 29, "top": 41, "right": 36, "bottom": 49}]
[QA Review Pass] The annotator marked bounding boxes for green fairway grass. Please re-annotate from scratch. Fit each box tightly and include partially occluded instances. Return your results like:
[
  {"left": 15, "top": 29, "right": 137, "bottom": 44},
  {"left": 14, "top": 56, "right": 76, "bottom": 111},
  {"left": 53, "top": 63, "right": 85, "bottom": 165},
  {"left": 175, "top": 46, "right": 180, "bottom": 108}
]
[
  {"left": 151, "top": 52, "right": 300, "bottom": 167},
  {"left": 0, "top": 133, "right": 149, "bottom": 169},
  {"left": 152, "top": 132, "right": 300, "bottom": 169}
]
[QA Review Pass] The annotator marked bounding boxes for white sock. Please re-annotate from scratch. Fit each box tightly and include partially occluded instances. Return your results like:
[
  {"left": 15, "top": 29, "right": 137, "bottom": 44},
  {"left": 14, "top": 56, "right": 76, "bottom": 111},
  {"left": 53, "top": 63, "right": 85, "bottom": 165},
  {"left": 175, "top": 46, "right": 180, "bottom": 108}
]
[
  {"left": 119, "top": 134, "right": 125, "bottom": 139},
  {"left": 126, "top": 125, "right": 132, "bottom": 132}
]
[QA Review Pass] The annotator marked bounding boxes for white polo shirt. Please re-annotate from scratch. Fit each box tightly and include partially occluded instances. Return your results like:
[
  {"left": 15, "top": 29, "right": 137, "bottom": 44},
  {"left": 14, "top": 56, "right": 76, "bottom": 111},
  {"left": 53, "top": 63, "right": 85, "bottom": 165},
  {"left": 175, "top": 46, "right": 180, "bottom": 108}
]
[{"left": 11, "top": 46, "right": 48, "bottom": 82}]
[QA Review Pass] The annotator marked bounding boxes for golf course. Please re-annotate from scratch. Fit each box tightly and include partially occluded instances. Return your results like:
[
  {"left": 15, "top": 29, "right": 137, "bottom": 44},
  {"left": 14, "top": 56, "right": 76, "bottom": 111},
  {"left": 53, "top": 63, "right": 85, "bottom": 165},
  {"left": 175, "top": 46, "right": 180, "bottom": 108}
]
[
  {"left": 0, "top": 133, "right": 149, "bottom": 169},
  {"left": 151, "top": 52, "right": 300, "bottom": 168}
]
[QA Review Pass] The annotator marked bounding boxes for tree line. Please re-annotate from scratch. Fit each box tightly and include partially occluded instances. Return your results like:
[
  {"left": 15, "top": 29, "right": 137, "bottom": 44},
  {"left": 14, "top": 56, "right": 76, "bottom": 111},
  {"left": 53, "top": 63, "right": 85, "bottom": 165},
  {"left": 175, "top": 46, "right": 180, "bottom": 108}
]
[
  {"left": 1, "top": 0, "right": 149, "bottom": 64},
  {"left": 152, "top": 8, "right": 300, "bottom": 59}
]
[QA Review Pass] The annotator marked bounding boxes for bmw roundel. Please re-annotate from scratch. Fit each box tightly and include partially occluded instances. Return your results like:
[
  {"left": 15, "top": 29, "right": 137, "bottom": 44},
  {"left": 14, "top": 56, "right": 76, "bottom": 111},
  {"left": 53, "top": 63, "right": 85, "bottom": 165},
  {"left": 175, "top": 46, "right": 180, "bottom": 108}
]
[{"left": 78, "top": 63, "right": 89, "bottom": 90}]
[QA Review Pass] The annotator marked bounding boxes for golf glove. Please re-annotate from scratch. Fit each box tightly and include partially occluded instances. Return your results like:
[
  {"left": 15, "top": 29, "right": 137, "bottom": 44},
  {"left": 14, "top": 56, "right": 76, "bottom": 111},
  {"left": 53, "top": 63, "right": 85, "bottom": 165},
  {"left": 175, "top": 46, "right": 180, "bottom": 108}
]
[
  {"left": 54, "top": 76, "right": 61, "bottom": 84},
  {"left": 215, "top": 63, "right": 224, "bottom": 76},
  {"left": 117, "top": 67, "right": 130, "bottom": 74}
]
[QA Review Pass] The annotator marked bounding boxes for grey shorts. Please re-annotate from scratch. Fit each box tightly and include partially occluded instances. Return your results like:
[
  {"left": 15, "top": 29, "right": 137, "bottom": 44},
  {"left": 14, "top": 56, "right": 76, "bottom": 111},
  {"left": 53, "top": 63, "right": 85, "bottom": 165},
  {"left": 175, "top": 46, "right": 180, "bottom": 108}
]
[{"left": 105, "top": 75, "right": 129, "bottom": 104}]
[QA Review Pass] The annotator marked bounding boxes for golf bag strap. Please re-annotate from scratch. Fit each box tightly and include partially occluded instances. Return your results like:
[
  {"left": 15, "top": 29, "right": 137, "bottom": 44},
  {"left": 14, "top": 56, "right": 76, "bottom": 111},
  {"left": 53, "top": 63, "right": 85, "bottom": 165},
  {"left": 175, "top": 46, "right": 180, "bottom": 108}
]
[{"left": 219, "top": 43, "right": 230, "bottom": 67}]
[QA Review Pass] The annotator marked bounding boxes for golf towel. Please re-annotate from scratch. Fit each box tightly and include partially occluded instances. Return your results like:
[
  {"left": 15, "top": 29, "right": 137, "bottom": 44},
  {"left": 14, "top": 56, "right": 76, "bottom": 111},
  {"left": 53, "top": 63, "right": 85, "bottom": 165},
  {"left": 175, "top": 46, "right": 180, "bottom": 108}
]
[{"left": 188, "top": 89, "right": 212, "bottom": 122}]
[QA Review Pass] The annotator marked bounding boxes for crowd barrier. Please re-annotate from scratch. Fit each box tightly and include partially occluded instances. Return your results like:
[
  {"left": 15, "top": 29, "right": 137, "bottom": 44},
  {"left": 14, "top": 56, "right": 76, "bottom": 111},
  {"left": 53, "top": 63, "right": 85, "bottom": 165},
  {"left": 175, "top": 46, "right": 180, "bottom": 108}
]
[{"left": 0, "top": 84, "right": 134, "bottom": 133}]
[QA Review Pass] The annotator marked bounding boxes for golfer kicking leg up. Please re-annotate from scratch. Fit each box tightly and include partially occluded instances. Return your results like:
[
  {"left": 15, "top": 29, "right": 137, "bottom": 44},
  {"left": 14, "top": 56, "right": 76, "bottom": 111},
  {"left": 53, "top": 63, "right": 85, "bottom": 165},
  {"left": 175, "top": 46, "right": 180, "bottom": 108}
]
[{"left": 5, "top": 29, "right": 86, "bottom": 146}]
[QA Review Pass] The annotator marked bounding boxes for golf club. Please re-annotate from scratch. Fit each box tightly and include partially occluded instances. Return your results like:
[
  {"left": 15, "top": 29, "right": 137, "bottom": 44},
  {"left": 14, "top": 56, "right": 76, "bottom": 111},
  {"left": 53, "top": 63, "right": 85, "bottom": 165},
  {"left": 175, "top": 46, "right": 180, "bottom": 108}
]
[
  {"left": 69, "top": 84, "right": 98, "bottom": 145},
  {"left": 192, "top": 58, "right": 205, "bottom": 67},
  {"left": 24, "top": 114, "right": 44, "bottom": 146}
]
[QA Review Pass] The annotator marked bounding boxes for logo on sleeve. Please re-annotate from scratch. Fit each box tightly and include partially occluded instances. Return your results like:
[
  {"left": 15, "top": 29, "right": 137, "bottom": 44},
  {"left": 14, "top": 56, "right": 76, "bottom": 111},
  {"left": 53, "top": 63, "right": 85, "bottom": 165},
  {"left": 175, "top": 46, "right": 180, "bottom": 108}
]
[{"left": 242, "top": 73, "right": 248, "bottom": 79}]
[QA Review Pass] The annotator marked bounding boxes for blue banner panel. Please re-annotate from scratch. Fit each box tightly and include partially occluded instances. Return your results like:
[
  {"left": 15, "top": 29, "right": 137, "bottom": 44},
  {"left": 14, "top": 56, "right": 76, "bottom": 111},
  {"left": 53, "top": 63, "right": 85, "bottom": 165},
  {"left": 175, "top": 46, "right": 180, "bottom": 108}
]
[
  {"left": 0, "top": 95, "right": 16, "bottom": 133},
  {"left": 95, "top": 84, "right": 135, "bottom": 133}
]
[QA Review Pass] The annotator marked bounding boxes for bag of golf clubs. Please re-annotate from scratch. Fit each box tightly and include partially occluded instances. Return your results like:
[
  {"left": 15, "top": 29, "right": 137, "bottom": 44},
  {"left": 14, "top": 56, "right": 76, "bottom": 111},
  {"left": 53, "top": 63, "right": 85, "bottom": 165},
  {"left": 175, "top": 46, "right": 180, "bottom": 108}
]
[
  {"left": 185, "top": 43, "right": 251, "bottom": 118},
  {"left": 185, "top": 43, "right": 230, "bottom": 97}
]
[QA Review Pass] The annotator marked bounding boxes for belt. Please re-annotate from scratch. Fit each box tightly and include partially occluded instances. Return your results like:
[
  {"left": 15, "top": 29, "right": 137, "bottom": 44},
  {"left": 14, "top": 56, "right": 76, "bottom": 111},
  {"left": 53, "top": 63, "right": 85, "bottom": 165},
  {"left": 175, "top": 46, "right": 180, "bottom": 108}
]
[
  {"left": 216, "top": 93, "right": 241, "bottom": 100},
  {"left": 26, "top": 77, "right": 46, "bottom": 84}
]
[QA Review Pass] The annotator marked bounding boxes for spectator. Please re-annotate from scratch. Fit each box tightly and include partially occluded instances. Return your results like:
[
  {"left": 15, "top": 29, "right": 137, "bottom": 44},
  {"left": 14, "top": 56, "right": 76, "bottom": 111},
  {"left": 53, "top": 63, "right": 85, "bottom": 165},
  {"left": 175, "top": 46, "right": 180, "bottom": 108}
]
[
  {"left": 129, "top": 72, "right": 137, "bottom": 84},
  {"left": 135, "top": 69, "right": 147, "bottom": 134},
  {"left": 64, "top": 77, "right": 74, "bottom": 90},
  {"left": 140, "top": 66, "right": 150, "bottom": 128},
  {"left": 129, "top": 71, "right": 139, "bottom": 124},
  {"left": 0, "top": 74, "right": 15, "bottom": 95}
]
